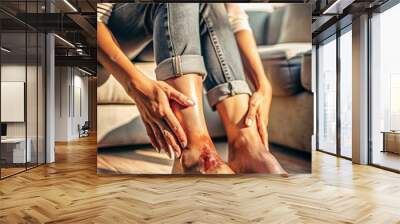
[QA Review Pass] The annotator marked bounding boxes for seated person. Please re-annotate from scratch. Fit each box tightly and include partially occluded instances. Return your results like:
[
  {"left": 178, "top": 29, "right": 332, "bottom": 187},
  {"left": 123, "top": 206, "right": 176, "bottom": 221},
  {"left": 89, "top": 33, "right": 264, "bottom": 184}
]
[{"left": 97, "top": 3, "right": 286, "bottom": 174}]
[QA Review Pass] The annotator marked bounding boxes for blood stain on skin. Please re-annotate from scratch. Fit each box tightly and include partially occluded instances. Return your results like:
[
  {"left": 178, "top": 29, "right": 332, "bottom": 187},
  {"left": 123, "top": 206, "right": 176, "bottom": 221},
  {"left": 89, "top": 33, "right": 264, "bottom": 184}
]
[{"left": 199, "top": 144, "right": 219, "bottom": 172}]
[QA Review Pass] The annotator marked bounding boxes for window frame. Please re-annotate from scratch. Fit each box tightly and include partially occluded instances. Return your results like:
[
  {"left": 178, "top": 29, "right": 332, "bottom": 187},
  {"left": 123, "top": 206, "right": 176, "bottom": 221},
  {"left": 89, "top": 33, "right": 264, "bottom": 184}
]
[
  {"left": 367, "top": 0, "right": 400, "bottom": 173},
  {"left": 0, "top": 0, "right": 48, "bottom": 180},
  {"left": 316, "top": 22, "right": 353, "bottom": 160}
]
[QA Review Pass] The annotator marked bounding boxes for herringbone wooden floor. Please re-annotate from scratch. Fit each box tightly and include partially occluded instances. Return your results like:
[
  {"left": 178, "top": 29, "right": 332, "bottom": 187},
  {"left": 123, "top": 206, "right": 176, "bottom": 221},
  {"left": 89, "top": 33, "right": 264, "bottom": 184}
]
[{"left": 1, "top": 135, "right": 399, "bottom": 224}]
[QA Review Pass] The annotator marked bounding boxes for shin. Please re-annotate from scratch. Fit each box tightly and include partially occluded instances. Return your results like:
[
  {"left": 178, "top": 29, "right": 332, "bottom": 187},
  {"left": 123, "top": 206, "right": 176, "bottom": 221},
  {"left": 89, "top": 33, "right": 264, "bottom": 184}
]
[{"left": 166, "top": 74, "right": 233, "bottom": 174}]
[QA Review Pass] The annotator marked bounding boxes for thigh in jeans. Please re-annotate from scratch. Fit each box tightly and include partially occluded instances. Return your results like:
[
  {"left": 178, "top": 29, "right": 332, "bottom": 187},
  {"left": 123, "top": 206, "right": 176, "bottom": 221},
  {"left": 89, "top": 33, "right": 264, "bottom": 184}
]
[
  {"left": 109, "top": 3, "right": 208, "bottom": 81},
  {"left": 153, "top": 3, "right": 207, "bottom": 81},
  {"left": 107, "top": 3, "right": 154, "bottom": 60},
  {"left": 199, "top": 3, "right": 252, "bottom": 109}
]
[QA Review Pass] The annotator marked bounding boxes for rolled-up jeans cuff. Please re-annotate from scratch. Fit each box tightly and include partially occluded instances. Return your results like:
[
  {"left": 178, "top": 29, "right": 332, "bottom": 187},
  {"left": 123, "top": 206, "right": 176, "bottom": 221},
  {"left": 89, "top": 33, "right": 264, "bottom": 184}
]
[
  {"left": 206, "top": 80, "right": 252, "bottom": 109},
  {"left": 155, "top": 55, "right": 207, "bottom": 81}
]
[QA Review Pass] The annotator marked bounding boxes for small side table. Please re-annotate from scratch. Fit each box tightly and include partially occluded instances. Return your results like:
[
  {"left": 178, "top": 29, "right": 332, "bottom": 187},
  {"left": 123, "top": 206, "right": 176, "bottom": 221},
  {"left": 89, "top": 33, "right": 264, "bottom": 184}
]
[{"left": 381, "top": 131, "right": 400, "bottom": 154}]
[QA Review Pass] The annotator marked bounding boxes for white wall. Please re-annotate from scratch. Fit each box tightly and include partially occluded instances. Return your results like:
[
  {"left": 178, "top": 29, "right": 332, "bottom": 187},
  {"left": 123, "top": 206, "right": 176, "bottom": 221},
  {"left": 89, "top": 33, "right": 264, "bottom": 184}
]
[
  {"left": 1, "top": 82, "right": 25, "bottom": 122},
  {"left": 73, "top": 73, "right": 89, "bottom": 137},
  {"left": 1, "top": 64, "right": 33, "bottom": 138},
  {"left": 55, "top": 66, "right": 70, "bottom": 141},
  {"left": 1, "top": 64, "right": 26, "bottom": 81},
  {"left": 54, "top": 66, "right": 89, "bottom": 141}
]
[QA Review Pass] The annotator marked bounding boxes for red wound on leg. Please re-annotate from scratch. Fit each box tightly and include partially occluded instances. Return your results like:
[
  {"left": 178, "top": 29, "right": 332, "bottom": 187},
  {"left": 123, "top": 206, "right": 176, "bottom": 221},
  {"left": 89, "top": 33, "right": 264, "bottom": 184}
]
[{"left": 199, "top": 145, "right": 219, "bottom": 173}]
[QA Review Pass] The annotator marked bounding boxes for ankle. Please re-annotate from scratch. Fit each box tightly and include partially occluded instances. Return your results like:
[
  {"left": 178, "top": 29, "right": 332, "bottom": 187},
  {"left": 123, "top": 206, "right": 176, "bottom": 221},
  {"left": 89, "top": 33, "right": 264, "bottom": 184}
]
[
  {"left": 228, "top": 128, "right": 260, "bottom": 150},
  {"left": 181, "top": 148, "right": 200, "bottom": 170},
  {"left": 181, "top": 135, "right": 219, "bottom": 171},
  {"left": 180, "top": 133, "right": 210, "bottom": 162}
]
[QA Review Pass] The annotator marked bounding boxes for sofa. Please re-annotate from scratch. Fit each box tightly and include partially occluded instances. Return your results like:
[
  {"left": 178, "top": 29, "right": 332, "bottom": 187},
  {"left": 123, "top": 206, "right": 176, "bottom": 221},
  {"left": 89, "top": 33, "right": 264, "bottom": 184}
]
[{"left": 97, "top": 4, "right": 313, "bottom": 153}]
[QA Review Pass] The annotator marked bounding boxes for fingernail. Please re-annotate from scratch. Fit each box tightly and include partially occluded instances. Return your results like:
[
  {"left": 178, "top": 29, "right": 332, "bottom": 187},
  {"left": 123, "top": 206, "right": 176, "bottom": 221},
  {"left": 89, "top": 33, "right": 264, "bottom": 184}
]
[
  {"left": 187, "top": 99, "right": 195, "bottom": 105},
  {"left": 181, "top": 141, "right": 187, "bottom": 149},
  {"left": 246, "top": 118, "right": 253, "bottom": 127}
]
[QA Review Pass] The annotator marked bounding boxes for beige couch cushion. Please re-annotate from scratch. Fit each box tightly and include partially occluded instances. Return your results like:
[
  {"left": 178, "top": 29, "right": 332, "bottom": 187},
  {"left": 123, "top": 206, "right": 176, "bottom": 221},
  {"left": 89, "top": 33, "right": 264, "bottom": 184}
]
[
  {"left": 278, "top": 4, "right": 311, "bottom": 44},
  {"left": 258, "top": 43, "right": 311, "bottom": 60},
  {"left": 97, "top": 95, "right": 227, "bottom": 148},
  {"left": 301, "top": 52, "right": 312, "bottom": 92},
  {"left": 135, "top": 62, "right": 157, "bottom": 78},
  {"left": 97, "top": 72, "right": 133, "bottom": 105},
  {"left": 97, "top": 104, "right": 147, "bottom": 147},
  {"left": 269, "top": 92, "right": 313, "bottom": 152},
  {"left": 97, "top": 62, "right": 157, "bottom": 105}
]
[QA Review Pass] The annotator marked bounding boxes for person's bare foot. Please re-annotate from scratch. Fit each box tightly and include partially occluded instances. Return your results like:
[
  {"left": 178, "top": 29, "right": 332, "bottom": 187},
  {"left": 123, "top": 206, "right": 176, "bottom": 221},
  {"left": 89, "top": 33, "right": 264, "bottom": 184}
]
[
  {"left": 228, "top": 129, "right": 287, "bottom": 174},
  {"left": 172, "top": 136, "right": 234, "bottom": 174}
]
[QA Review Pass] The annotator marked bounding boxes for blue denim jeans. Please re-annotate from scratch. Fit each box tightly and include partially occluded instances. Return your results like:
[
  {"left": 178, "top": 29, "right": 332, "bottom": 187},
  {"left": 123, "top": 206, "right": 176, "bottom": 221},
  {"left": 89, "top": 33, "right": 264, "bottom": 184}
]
[{"left": 108, "top": 3, "right": 251, "bottom": 108}]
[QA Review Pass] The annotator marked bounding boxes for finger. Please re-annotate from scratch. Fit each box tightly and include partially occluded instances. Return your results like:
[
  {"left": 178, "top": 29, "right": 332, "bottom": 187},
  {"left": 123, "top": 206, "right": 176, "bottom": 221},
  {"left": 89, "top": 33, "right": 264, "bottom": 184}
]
[
  {"left": 164, "top": 109, "right": 187, "bottom": 149},
  {"left": 245, "top": 97, "right": 259, "bottom": 127},
  {"left": 164, "top": 129, "right": 182, "bottom": 159},
  {"left": 164, "top": 144, "right": 172, "bottom": 159},
  {"left": 160, "top": 82, "right": 194, "bottom": 107},
  {"left": 150, "top": 123, "right": 167, "bottom": 153},
  {"left": 167, "top": 145, "right": 175, "bottom": 160},
  {"left": 256, "top": 112, "right": 268, "bottom": 146},
  {"left": 157, "top": 121, "right": 182, "bottom": 159},
  {"left": 144, "top": 122, "right": 159, "bottom": 151},
  {"left": 162, "top": 129, "right": 181, "bottom": 159},
  {"left": 265, "top": 112, "right": 270, "bottom": 128}
]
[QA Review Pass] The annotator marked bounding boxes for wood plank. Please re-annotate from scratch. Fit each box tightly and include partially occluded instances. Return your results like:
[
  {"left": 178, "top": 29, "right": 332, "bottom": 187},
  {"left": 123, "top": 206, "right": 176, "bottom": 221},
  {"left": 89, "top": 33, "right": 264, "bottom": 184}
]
[{"left": 0, "top": 135, "right": 399, "bottom": 223}]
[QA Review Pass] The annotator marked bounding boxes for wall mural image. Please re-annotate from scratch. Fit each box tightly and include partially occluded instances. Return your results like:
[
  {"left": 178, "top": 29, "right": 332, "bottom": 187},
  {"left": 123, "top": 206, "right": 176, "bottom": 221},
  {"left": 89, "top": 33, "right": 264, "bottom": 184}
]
[{"left": 96, "top": 3, "right": 313, "bottom": 175}]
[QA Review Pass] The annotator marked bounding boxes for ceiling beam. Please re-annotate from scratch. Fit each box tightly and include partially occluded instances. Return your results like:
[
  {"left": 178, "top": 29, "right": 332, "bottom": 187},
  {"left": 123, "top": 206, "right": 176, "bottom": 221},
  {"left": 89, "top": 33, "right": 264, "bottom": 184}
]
[
  {"left": 55, "top": 55, "right": 96, "bottom": 71},
  {"left": 323, "top": 0, "right": 356, "bottom": 14},
  {"left": 1, "top": 13, "right": 83, "bottom": 32},
  {"left": 67, "top": 13, "right": 96, "bottom": 39}
]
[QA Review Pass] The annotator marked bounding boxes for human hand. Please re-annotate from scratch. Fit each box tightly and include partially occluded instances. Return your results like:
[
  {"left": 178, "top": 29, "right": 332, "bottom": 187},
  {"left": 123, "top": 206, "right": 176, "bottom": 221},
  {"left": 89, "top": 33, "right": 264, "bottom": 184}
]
[
  {"left": 128, "top": 78, "right": 194, "bottom": 159},
  {"left": 244, "top": 86, "right": 272, "bottom": 146}
]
